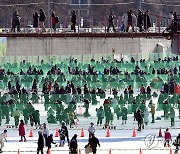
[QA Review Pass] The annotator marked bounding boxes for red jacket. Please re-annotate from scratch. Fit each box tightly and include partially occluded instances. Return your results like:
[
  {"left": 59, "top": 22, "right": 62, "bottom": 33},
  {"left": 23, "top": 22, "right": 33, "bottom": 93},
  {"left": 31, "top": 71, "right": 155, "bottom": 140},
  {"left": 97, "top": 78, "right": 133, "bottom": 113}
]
[
  {"left": 164, "top": 131, "right": 171, "bottom": 140},
  {"left": 19, "top": 123, "right": 25, "bottom": 136},
  {"left": 51, "top": 17, "right": 56, "bottom": 25},
  {"left": 104, "top": 99, "right": 110, "bottom": 105},
  {"left": 140, "top": 86, "right": 145, "bottom": 94}
]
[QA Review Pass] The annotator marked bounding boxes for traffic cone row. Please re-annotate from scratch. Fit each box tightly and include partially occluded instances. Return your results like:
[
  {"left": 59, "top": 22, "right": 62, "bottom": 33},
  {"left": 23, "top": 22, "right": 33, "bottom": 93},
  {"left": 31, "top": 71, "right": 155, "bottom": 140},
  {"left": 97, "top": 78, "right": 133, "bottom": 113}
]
[
  {"left": 55, "top": 128, "right": 59, "bottom": 137},
  {"left": 29, "top": 128, "right": 33, "bottom": 137}
]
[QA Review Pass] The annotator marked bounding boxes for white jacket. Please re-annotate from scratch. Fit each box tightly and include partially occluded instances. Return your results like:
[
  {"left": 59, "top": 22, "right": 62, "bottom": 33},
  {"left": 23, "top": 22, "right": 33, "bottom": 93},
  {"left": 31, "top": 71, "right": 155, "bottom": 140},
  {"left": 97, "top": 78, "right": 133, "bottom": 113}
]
[
  {"left": 88, "top": 126, "right": 95, "bottom": 134},
  {"left": 42, "top": 127, "right": 49, "bottom": 136}
]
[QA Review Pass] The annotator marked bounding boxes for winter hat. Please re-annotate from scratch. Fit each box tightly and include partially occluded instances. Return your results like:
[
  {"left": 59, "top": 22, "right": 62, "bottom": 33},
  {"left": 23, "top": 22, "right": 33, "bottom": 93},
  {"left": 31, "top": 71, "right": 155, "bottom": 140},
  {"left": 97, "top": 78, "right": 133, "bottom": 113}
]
[
  {"left": 50, "top": 134, "right": 53, "bottom": 137},
  {"left": 3, "top": 130, "right": 7, "bottom": 133}
]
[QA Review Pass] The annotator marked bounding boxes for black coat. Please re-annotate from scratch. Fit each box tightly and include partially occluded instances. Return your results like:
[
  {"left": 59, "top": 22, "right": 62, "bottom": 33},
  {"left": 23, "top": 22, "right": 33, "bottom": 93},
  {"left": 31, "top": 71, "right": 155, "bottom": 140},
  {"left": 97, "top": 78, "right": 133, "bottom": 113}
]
[
  {"left": 71, "top": 13, "right": 76, "bottom": 24},
  {"left": 38, "top": 134, "right": 44, "bottom": 148},
  {"left": 46, "top": 136, "right": 54, "bottom": 148},
  {"left": 135, "top": 110, "right": 142, "bottom": 123},
  {"left": 33, "top": 14, "right": 39, "bottom": 28},
  {"left": 60, "top": 126, "right": 68, "bottom": 137},
  {"left": 89, "top": 136, "right": 100, "bottom": 148},
  {"left": 70, "top": 138, "right": 78, "bottom": 153},
  {"left": 144, "top": 14, "right": 151, "bottom": 29},
  {"left": 39, "top": 11, "right": 46, "bottom": 22}
]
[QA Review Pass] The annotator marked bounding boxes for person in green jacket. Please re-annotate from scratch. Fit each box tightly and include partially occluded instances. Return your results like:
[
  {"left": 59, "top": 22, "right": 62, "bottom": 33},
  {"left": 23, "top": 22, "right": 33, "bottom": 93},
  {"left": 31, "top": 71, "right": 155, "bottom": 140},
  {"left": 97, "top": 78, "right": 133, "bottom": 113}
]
[
  {"left": 96, "top": 106, "right": 104, "bottom": 126},
  {"left": 170, "top": 106, "right": 175, "bottom": 127},
  {"left": 23, "top": 107, "right": 29, "bottom": 125},
  {"left": 13, "top": 109, "right": 20, "bottom": 128},
  {"left": 149, "top": 101, "right": 155, "bottom": 123},
  {"left": 122, "top": 106, "right": 127, "bottom": 125},
  {"left": 114, "top": 105, "right": 121, "bottom": 120},
  {"left": 163, "top": 100, "right": 169, "bottom": 120},
  {"left": 33, "top": 110, "right": 40, "bottom": 128},
  {"left": 132, "top": 99, "right": 137, "bottom": 121}
]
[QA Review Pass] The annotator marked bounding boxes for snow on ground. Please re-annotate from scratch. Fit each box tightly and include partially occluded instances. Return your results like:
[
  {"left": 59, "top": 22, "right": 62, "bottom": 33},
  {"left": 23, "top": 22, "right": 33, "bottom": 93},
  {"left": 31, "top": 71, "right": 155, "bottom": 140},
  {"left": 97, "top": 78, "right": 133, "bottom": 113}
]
[
  {"left": 0, "top": 92, "right": 180, "bottom": 153},
  {"left": 1, "top": 129, "right": 180, "bottom": 154}
]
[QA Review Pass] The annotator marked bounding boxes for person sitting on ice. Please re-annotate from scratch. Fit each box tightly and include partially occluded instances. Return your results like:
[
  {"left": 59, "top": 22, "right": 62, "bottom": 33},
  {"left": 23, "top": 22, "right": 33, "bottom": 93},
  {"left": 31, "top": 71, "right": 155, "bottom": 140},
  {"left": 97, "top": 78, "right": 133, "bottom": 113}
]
[{"left": 0, "top": 130, "right": 7, "bottom": 153}]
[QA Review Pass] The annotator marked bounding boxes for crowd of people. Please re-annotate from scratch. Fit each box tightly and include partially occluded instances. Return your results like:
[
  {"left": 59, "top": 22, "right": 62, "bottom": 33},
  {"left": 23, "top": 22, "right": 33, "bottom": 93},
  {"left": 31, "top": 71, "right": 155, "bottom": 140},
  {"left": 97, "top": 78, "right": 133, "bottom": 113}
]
[
  {"left": 10, "top": 8, "right": 180, "bottom": 33},
  {"left": 0, "top": 55, "right": 179, "bottom": 153},
  {"left": 0, "top": 121, "right": 100, "bottom": 154},
  {"left": 0, "top": 56, "right": 179, "bottom": 129}
]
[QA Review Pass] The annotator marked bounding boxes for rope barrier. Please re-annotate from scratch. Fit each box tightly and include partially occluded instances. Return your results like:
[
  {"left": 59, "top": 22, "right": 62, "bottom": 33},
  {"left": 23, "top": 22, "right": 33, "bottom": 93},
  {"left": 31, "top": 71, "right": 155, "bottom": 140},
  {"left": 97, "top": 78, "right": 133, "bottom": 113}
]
[{"left": 1, "top": 148, "right": 176, "bottom": 152}]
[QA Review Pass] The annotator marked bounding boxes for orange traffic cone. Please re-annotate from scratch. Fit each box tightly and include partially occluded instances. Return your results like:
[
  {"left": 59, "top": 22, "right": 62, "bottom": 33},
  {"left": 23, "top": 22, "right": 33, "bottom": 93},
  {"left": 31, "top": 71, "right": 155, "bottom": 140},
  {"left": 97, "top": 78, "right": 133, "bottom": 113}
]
[
  {"left": 109, "top": 148, "right": 112, "bottom": 154},
  {"left": 170, "top": 148, "right": 172, "bottom": 154},
  {"left": 132, "top": 128, "right": 136, "bottom": 137},
  {"left": 55, "top": 128, "right": 59, "bottom": 137},
  {"left": 158, "top": 128, "right": 162, "bottom": 137},
  {"left": 80, "top": 128, "right": 84, "bottom": 137},
  {"left": 29, "top": 128, "right": 33, "bottom": 137},
  {"left": 17, "top": 149, "right": 20, "bottom": 154},
  {"left": 47, "top": 149, "right": 51, "bottom": 154},
  {"left": 79, "top": 148, "right": 81, "bottom": 154},
  {"left": 139, "top": 148, "right": 142, "bottom": 154},
  {"left": 106, "top": 128, "right": 110, "bottom": 137}
]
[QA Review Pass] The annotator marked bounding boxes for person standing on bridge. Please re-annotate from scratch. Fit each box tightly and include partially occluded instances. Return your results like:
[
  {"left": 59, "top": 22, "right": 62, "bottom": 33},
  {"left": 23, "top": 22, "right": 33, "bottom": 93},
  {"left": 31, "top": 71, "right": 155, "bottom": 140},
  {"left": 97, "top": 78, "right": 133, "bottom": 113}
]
[
  {"left": 137, "top": 10, "right": 144, "bottom": 32},
  {"left": 39, "top": 9, "right": 46, "bottom": 33},
  {"left": 33, "top": 11, "right": 39, "bottom": 29},
  {"left": 51, "top": 12, "right": 59, "bottom": 31},
  {"left": 11, "top": 11, "right": 21, "bottom": 32},
  {"left": 144, "top": 10, "right": 151, "bottom": 32},
  {"left": 71, "top": 10, "right": 76, "bottom": 33},
  {"left": 107, "top": 10, "right": 116, "bottom": 33}
]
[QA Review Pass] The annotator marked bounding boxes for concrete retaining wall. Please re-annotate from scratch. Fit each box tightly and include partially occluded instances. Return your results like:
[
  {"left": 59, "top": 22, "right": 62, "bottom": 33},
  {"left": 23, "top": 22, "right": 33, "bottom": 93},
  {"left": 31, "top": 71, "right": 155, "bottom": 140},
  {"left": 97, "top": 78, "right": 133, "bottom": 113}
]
[{"left": 7, "top": 37, "right": 171, "bottom": 59}]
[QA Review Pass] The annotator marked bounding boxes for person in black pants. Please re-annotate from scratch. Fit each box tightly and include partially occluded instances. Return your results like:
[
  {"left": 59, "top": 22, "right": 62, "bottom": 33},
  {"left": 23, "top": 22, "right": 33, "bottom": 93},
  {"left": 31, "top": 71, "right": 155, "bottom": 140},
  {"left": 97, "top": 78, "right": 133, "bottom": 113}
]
[
  {"left": 137, "top": 10, "right": 143, "bottom": 32},
  {"left": 88, "top": 134, "right": 100, "bottom": 154},
  {"left": 136, "top": 109, "right": 143, "bottom": 131},
  {"left": 71, "top": 10, "right": 76, "bottom": 32},
  {"left": 37, "top": 131, "right": 44, "bottom": 154},
  {"left": 107, "top": 10, "right": 116, "bottom": 32},
  {"left": 12, "top": 11, "right": 21, "bottom": 32}
]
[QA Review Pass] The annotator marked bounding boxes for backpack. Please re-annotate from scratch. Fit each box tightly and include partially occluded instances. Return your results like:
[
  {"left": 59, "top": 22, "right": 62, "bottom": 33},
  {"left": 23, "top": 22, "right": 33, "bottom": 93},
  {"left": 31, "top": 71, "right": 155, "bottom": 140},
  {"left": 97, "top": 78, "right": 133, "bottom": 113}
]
[{"left": 55, "top": 16, "right": 59, "bottom": 23}]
